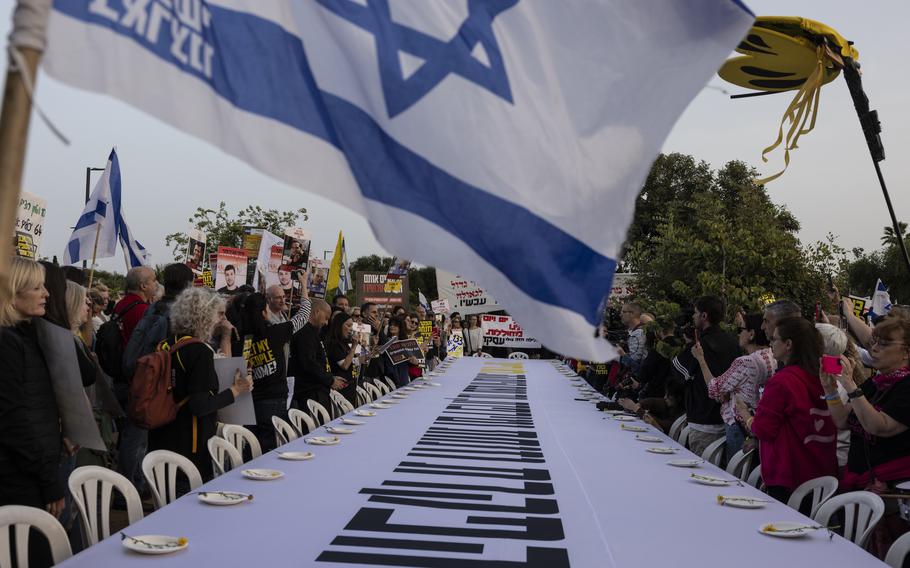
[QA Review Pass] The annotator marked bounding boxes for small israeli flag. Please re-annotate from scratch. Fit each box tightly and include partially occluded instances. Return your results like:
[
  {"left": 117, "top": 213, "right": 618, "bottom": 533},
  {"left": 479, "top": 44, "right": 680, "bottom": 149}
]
[{"left": 63, "top": 149, "right": 149, "bottom": 268}]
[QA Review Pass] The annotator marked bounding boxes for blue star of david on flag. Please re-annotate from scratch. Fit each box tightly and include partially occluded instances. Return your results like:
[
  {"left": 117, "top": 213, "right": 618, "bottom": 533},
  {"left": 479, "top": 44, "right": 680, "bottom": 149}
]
[{"left": 317, "top": 0, "right": 518, "bottom": 118}]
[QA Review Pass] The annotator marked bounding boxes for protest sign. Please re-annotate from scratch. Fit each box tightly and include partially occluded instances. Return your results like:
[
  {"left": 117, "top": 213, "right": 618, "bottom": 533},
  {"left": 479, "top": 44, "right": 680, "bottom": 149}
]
[
  {"left": 608, "top": 273, "right": 637, "bottom": 301},
  {"left": 385, "top": 339, "right": 423, "bottom": 365},
  {"left": 200, "top": 268, "right": 215, "bottom": 288},
  {"left": 847, "top": 295, "right": 871, "bottom": 318},
  {"left": 417, "top": 320, "right": 433, "bottom": 345},
  {"left": 282, "top": 227, "right": 310, "bottom": 272},
  {"left": 215, "top": 247, "right": 248, "bottom": 294},
  {"left": 242, "top": 227, "right": 264, "bottom": 259},
  {"left": 13, "top": 191, "right": 47, "bottom": 259},
  {"left": 254, "top": 230, "right": 284, "bottom": 291},
  {"left": 214, "top": 357, "right": 256, "bottom": 425},
  {"left": 308, "top": 257, "right": 329, "bottom": 298},
  {"left": 436, "top": 269, "right": 499, "bottom": 315},
  {"left": 185, "top": 228, "right": 206, "bottom": 274},
  {"left": 356, "top": 271, "right": 409, "bottom": 306},
  {"left": 430, "top": 298, "right": 450, "bottom": 314},
  {"left": 446, "top": 333, "right": 465, "bottom": 358},
  {"left": 481, "top": 314, "right": 541, "bottom": 349},
  {"left": 352, "top": 322, "right": 372, "bottom": 349}
]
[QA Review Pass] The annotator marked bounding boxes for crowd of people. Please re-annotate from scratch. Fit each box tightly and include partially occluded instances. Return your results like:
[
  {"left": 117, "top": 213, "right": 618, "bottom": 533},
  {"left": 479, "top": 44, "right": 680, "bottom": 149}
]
[{"left": 572, "top": 295, "right": 910, "bottom": 559}]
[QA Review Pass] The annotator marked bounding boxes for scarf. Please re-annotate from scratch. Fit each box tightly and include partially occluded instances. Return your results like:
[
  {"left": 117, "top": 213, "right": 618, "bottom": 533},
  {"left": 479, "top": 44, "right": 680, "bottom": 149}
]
[{"left": 871, "top": 366, "right": 910, "bottom": 393}]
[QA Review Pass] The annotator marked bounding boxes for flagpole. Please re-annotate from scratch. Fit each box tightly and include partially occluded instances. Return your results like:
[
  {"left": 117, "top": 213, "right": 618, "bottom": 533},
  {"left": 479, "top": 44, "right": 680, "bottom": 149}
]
[{"left": 86, "top": 222, "right": 102, "bottom": 289}]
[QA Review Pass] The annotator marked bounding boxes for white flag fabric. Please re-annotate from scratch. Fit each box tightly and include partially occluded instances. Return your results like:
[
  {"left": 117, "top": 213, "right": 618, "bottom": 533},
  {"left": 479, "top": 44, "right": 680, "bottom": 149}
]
[
  {"left": 871, "top": 278, "right": 893, "bottom": 318},
  {"left": 43, "top": 0, "right": 752, "bottom": 359},
  {"left": 62, "top": 148, "right": 149, "bottom": 267}
]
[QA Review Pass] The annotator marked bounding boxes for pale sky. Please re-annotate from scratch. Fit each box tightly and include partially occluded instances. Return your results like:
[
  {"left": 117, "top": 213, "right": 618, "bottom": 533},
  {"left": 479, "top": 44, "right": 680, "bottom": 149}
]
[{"left": 2, "top": 0, "right": 908, "bottom": 273}]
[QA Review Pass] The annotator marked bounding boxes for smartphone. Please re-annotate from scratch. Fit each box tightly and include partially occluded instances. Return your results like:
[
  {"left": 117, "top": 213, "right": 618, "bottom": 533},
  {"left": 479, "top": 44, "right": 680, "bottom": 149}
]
[{"left": 821, "top": 355, "right": 843, "bottom": 375}]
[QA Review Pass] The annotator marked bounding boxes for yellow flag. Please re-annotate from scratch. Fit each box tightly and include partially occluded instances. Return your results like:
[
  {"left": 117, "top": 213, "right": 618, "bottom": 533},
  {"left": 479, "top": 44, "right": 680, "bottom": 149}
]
[{"left": 325, "top": 231, "right": 348, "bottom": 303}]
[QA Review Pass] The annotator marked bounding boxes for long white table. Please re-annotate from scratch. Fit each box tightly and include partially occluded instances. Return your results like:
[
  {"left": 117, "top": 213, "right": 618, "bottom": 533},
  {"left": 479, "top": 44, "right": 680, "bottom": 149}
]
[{"left": 60, "top": 358, "right": 886, "bottom": 566}]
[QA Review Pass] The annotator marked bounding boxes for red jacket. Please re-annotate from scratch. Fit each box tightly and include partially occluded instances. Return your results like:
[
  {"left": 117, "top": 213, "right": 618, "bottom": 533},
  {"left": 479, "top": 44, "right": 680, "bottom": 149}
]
[
  {"left": 752, "top": 365, "right": 838, "bottom": 490},
  {"left": 113, "top": 293, "right": 150, "bottom": 347}
]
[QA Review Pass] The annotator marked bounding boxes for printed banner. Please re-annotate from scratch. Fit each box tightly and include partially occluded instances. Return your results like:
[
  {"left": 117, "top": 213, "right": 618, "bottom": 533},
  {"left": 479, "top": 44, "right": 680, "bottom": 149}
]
[
  {"left": 355, "top": 271, "right": 409, "bottom": 306},
  {"left": 385, "top": 339, "right": 423, "bottom": 365},
  {"left": 254, "top": 230, "right": 284, "bottom": 292},
  {"left": 14, "top": 191, "right": 47, "bottom": 259},
  {"left": 482, "top": 315, "right": 541, "bottom": 349},
  {"left": 446, "top": 333, "right": 465, "bottom": 358},
  {"left": 184, "top": 227, "right": 206, "bottom": 274},
  {"left": 282, "top": 227, "right": 311, "bottom": 272},
  {"left": 608, "top": 273, "right": 637, "bottom": 301},
  {"left": 436, "top": 269, "right": 499, "bottom": 315},
  {"left": 385, "top": 257, "right": 411, "bottom": 292},
  {"left": 847, "top": 295, "right": 871, "bottom": 318},
  {"left": 417, "top": 319, "right": 433, "bottom": 346},
  {"left": 214, "top": 357, "right": 256, "bottom": 425},
  {"left": 215, "top": 246, "right": 248, "bottom": 294},
  {"left": 242, "top": 227, "right": 264, "bottom": 259},
  {"left": 308, "top": 257, "right": 329, "bottom": 299},
  {"left": 352, "top": 322, "right": 372, "bottom": 349},
  {"left": 431, "top": 298, "right": 450, "bottom": 314}
]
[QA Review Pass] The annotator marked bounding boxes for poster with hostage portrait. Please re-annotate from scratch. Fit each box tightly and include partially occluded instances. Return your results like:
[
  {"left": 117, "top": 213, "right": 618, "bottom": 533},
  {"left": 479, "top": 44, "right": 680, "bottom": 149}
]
[
  {"left": 254, "top": 230, "right": 283, "bottom": 291},
  {"left": 215, "top": 247, "right": 248, "bottom": 295},
  {"left": 308, "top": 257, "right": 329, "bottom": 298},
  {"left": 282, "top": 227, "right": 311, "bottom": 271},
  {"left": 184, "top": 228, "right": 206, "bottom": 274}
]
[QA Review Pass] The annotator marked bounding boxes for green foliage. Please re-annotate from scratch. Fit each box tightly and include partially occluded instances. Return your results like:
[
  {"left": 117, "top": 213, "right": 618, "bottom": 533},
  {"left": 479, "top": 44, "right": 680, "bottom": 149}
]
[
  {"left": 348, "top": 255, "right": 438, "bottom": 309},
  {"left": 841, "top": 224, "right": 910, "bottom": 302},
  {"left": 623, "top": 153, "right": 831, "bottom": 317},
  {"left": 89, "top": 269, "right": 125, "bottom": 293},
  {"left": 165, "top": 202, "right": 307, "bottom": 257}
]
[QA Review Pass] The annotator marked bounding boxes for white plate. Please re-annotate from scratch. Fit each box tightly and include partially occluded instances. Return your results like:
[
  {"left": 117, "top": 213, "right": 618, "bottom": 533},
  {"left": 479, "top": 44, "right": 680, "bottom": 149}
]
[
  {"left": 325, "top": 426, "right": 355, "bottom": 435},
  {"left": 370, "top": 403, "right": 391, "bottom": 409},
  {"left": 305, "top": 436, "right": 341, "bottom": 446},
  {"left": 612, "top": 415, "right": 637, "bottom": 422},
  {"left": 620, "top": 424, "right": 648, "bottom": 432},
  {"left": 718, "top": 495, "right": 770, "bottom": 509},
  {"left": 392, "top": 394, "right": 409, "bottom": 399},
  {"left": 426, "top": 382, "right": 442, "bottom": 386},
  {"left": 342, "top": 418, "right": 365, "bottom": 426},
  {"left": 241, "top": 469, "right": 284, "bottom": 480},
  {"left": 635, "top": 435, "right": 663, "bottom": 443},
  {"left": 277, "top": 451, "right": 314, "bottom": 461},
  {"left": 196, "top": 491, "right": 251, "bottom": 506},
  {"left": 666, "top": 459, "right": 703, "bottom": 468},
  {"left": 122, "top": 534, "right": 188, "bottom": 555},
  {"left": 403, "top": 387, "right": 419, "bottom": 391},
  {"left": 690, "top": 473, "right": 732, "bottom": 486},
  {"left": 354, "top": 410, "right": 376, "bottom": 417},
  {"left": 646, "top": 447, "right": 677, "bottom": 454},
  {"left": 758, "top": 521, "right": 819, "bottom": 538},
  {"left": 382, "top": 399, "right": 401, "bottom": 404}
]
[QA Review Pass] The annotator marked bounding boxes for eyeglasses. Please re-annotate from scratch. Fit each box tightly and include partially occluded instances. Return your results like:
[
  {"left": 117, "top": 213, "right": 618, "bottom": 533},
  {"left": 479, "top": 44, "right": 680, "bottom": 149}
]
[{"left": 869, "top": 336, "right": 908, "bottom": 349}]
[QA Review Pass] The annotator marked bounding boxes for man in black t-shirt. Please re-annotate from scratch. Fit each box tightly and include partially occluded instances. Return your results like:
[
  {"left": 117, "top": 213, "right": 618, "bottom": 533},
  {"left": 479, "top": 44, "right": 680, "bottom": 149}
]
[{"left": 290, "top": 300, "right": 347, "bottom": 411}]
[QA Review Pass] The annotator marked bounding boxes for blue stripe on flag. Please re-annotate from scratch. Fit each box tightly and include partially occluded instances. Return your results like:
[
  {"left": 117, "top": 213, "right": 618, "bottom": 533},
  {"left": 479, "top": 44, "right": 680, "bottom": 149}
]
[
  {"left": 54, "top": 1, "right": 618, "bottom": 322},
  {"left": 72, "top": 201, "right": 107, "bottom": 231}
]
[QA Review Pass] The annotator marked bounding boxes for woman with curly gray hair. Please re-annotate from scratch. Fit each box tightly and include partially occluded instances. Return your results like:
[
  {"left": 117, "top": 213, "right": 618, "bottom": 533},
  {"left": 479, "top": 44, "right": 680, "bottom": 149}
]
[{"left": 148, "top": 287, "right": 252, "bottom": 482}]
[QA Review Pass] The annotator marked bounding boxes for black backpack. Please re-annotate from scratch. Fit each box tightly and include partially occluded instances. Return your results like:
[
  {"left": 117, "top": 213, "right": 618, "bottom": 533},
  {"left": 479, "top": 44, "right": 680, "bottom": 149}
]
[{"left": 96, "top": 300, "right": 143, "bottom": 383}]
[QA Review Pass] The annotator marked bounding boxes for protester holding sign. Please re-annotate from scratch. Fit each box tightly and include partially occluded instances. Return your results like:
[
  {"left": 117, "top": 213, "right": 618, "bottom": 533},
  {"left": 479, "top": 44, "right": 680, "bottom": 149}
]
[
  {"left": 463, "top": 314, "right": 483, "bottom": 356},
  {"left": 325, "top": 312, "right": 361, "bottom": 405}
]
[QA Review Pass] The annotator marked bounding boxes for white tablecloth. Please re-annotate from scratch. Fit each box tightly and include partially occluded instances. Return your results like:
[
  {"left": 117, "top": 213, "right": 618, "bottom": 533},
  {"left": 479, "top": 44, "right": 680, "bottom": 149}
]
[{"left": 59, "top": 358, "right": 886, "bottom": 566}]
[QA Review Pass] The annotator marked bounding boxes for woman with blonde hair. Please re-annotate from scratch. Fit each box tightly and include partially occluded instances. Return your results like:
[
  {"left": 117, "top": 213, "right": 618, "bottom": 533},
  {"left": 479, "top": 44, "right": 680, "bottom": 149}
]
[
  {"left": 0, "top": 258, "right": 64, "bottom": 567},
  {"left": 147, "top": 287, "right": 252, "bottom": 482}
]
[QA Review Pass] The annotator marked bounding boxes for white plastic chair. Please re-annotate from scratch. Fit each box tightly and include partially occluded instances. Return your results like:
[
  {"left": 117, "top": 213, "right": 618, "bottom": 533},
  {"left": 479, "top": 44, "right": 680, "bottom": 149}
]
[
  {"left": 208, "top": 436, "right": 243, "bottom": 476},
  {"left": 365, "top": 382, "right": 383, "bottom": 401},
  {"left": 383, "top": 377, "right": 397, "bottom": 392},
  {"left": 141, "top": 450, "right": 203, "bottom": 510},
  {"left": 885, "top": 530, "right": 910, "bottom": 568},
  {"left": 701, "top": 437, "right": 726, "bottom": 467},
  {"left": 677, "top": 426, "right": 691, "bottom": 450},
  {"left": 215, "top": 421, "right": 225, "bottom": 439},
  {"left": 356, "top": 385, "right": 372, "bottom": 405},
  {"left": 508, "top": 352, "right": 529, "bottom": 359},
  {"left": 272, "top": 415, "right": 300, "bottom": 446},
  {"left": 0, "top": 505, "right": 72, "bottom": 567},
  {"left": 668, "top": 414, "right": 687, "bottom": 441},
  {"left": 222, "top": 424, "right": 262, "bottom": 461},
  {"left": 787, "top": 475, "right": 839, "bottom": 517},
  {"left": 374, "top": 379, "right": 391, "bottom": 395},
  {"left": 307, "top": 400, "right": 332, "bottom": 426},
  {"left": 813, "top": 491, "right": 885, "bottom": 547},
  {"left": 68, "top": 465, "right": 143, "bottom": 546},
  {"left": 479, "top": 352, "right": 494, "bottom": 358},
  {"left": 288, "top": 408, "right": 317, "bottom": 436},
  {"left": 746, "top": 464, "right": 762, "bottom": 488},
  {"left": 725, "top": 449, "right": 755, "bottom": 481},
  {"left": 330, "top": 390, "right": 355, "bottom": 414}
]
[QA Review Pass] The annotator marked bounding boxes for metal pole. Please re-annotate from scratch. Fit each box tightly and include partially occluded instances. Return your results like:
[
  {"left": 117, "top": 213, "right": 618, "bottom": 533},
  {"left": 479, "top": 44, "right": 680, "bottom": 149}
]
[{"left": 841, "top": 58, "right": 910, "bottom": 277}]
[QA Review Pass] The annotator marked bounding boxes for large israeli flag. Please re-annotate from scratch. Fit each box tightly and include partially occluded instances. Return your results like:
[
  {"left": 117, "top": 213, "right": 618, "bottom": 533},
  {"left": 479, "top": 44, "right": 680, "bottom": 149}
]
[
  {"left": 62, "top": 148, "right": 149, "bottom": 267},
  {"left": 42, "top": 0, "right": 752, "bottom": 359}
]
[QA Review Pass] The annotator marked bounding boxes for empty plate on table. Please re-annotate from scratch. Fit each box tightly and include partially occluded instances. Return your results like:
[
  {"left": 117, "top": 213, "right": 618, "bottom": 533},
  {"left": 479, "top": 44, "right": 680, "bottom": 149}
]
[
  {"left": 196, "top": 491, "right": 252, "bottom": 506},
  {"left": 620, "top": 424, "right": 648, "bottom": 432},
  {"left": 370, "top": 403, "right": 391, "bottom": 409},
  {"left": 305, "top": 436, "right": 340, "bottom": 446},
  {"left": 666, "top": 459, "right": 703, "bottom": 468},
  {"left": 122, "top": 534, "right": 188, "bottom": 555},
  {"left": 635, "top": 434, "right": 663, "bottom": 443},
  {"left": 325, "top": 426, "right": 355, "bottom": 435},
  {"left": 278, "top": 451, "right": 314, "bottom": 461},
  {"left": 403, "top": 387, "right": 419, "bottom": 391},
  {"left": 690, "top": 473, "right": 734, "bottom": 486},
  {"left": 392, "top": 394, "right": 409, "bottom": 399},
  {"left": 717, "top": 495, "right": 770, "bottom": 509},
  {"left": 354, "top": 410, "right": 376, "bottom": 417},
  {"left": 646, "top": 447, "right": 677, "bottom": 454},
  {"left": 241, "top": 469, "right": 284, "bottom": 480},
  {"left": 342, "top": 418, "right": 365, "bottom": 426},
  {"left": 758, "top": 521, "right": 820, "bottom": 538},
  {"left": 425, "top": 382, "right": 442, "bottom": 386},
  {"left": 613, "top": 415, "right": 637, "bottom": 422}
]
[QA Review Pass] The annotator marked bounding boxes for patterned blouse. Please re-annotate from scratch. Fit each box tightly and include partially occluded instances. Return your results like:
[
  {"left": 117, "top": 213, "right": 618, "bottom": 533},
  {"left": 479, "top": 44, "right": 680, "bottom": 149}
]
[{"left": 707, "top": 348, "right": 776, "bottom": 425}]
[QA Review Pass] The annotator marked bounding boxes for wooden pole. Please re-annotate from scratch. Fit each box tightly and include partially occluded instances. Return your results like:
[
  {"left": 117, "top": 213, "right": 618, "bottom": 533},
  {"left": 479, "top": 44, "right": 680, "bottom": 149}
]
[
  {"left": 86, "top": 222, "right": 102, "bottom": 290},
  {"left": 0, "top": 45, "right": 41, "bottom": 302}
]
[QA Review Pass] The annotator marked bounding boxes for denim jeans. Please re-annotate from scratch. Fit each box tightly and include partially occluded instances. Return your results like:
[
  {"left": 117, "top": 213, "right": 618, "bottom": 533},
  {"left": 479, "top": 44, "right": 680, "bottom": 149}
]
[
  {"left": 114, "top": 383, "right": 147, "bottom": 492},
  {"left": 254, "top": 397, "right": 289, "bottom": 453},
  {"left": 725, "top": 423, "right": 745, "bottom": 458}
]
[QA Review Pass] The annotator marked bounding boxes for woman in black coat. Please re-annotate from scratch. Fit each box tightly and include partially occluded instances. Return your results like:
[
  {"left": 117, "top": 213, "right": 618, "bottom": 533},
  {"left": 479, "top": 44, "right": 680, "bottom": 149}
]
[{"left": 0, "top": 258, "right": 65, "bottom": 567}]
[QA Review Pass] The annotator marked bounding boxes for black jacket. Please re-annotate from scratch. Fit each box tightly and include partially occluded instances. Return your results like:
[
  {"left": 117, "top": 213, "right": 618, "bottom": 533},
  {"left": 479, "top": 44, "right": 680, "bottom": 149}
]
[
  {"left": 289, "top": 323, "right": 333, "bottom": 397},
  {"left": 0, "top": 322, "right": 63, "bottom": 505},
  {"left": 671, "top": 325, "right": 740, "bottom": 426}
]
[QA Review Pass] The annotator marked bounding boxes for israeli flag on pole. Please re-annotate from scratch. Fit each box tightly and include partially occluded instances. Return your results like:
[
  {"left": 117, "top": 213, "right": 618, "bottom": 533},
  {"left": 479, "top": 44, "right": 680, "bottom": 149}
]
[
  {"left": 63, "top": 149, "right": 149, "bottom": 268},
  {"left": 43, "top": 0, "right": 752, "bottom": 359},
  {"left": 870, "top": 278, "right": 893, "bottom": 319}
]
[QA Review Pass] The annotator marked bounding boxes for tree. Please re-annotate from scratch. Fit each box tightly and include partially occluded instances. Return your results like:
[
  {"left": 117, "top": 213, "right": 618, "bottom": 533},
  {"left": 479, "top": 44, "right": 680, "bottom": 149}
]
[
  {"left": 881, "top": 222, "right": 908, "bottom": 248},
  {"left": 623, "top": 154, "right": 830, "bottom": 316},
  {"left": 164, "top": 202, "right": 307, "bottom": 258}
]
